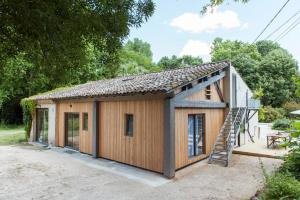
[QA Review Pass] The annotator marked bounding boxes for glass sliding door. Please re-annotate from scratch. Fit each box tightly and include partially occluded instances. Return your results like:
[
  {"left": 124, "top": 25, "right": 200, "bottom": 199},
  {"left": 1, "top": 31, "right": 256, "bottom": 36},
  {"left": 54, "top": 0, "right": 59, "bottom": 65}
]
[
  {"left": 65, "top": 113, "right": 80, "bottom": 151},
  {"left": 188, "top": 116, "right": 195, "bottom": 157},
  {"left": 36, "top": 108, "right": 49, "bottom": 144},
  {"left": 188, "top": 114, "right": 205, "bottom": 158}
]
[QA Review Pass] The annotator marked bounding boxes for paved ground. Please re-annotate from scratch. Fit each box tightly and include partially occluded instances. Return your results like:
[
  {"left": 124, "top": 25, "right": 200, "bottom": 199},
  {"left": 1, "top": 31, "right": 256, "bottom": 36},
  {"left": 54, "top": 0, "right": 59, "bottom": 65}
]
[
  {"left": 0, "top": 145, "right": 282, "bottom": 200},
  {"left": 235, "top": 123, "right": 289, "bottom": 157}
]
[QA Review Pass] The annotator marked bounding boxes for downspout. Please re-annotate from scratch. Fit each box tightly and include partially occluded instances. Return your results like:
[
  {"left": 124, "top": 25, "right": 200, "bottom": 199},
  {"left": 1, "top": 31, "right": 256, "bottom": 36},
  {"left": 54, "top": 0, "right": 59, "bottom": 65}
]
[{"left": 92, "top": 101, "right": 99, "bottom": 158}]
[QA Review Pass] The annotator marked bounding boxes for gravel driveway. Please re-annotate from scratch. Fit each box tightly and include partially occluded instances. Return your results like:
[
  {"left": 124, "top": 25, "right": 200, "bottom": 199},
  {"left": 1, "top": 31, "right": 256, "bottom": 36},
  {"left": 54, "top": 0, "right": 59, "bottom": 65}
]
[{"left": 0, "top": 145, "right": 282, "bottom": 200}]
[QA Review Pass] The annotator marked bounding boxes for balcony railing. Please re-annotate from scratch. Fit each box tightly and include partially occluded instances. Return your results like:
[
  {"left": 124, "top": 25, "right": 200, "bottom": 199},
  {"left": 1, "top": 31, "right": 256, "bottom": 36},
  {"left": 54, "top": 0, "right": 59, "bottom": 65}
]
[{"left": 248, "top": 98, "right": 260, "bottom": 110}]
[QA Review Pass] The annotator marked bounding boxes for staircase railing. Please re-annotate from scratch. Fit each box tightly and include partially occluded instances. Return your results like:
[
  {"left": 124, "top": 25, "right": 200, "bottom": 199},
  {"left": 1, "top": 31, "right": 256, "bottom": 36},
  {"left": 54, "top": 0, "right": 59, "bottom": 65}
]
[
  {"left": 209, "top": 107, "right": 246, "bottom": 166},
  {"left": 225, "top": 107, "right": 246, "bottom": 160},
  {"left": 209, "top": 109, "right": 232, "bottom": 155}
]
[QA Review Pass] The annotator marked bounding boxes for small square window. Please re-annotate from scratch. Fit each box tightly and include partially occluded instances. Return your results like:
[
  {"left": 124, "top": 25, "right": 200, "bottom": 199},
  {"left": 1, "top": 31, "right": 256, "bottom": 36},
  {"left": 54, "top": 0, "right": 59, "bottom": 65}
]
[
  {"left": 83, "top": 113, "right": 88, "bottom": 131},
  {"left": 125, "top": 114, "right": 133, "bottom": 137}
]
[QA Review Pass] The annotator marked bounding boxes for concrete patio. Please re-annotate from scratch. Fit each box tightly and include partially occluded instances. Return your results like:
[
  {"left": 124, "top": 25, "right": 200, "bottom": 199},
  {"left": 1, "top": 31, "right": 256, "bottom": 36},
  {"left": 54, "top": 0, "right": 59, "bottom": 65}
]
[
  {"left": 0, "top": 144, "right": 282, "bottom": 200},
  {"left": 234, "top": 123, "right": 289, "bottom": 158}
]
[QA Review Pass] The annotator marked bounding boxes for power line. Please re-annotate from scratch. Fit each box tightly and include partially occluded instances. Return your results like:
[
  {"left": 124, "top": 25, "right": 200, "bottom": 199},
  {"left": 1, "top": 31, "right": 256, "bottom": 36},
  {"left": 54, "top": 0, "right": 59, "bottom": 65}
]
[
  {"left": 252, "top": 0, "right": 290, "bottom": 43},
  {"left": 274, "top": 15, "right": 300, "bottom": 41},
  {"left": 265, "top": 11, "right": 300, "bottom": 40},
  {"left": 275, "top": 18, "right": 300, "bottom": 41}
]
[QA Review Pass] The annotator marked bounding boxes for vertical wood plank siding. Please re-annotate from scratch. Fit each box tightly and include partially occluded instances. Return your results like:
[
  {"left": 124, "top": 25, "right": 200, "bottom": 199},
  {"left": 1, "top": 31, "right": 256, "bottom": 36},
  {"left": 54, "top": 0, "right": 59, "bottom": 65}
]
[
  {"left": 57, "top": 102, "right": 93, "bottom": 154},
  {"left": 185, "top": 79, "right": 224, "bottom": 102},
  {"left": 99, "top": 99, "right": 165, "bottom": 173},
  {"left": 175, "top": 108, "right": 224, "bottom": 169}
]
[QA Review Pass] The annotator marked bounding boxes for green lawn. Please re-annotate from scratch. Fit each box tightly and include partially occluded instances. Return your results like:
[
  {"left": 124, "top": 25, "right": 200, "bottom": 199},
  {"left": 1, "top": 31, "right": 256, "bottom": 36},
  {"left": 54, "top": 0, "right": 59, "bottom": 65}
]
[{"left": 0, "top": 125, "right": 27, "bottom": 145}]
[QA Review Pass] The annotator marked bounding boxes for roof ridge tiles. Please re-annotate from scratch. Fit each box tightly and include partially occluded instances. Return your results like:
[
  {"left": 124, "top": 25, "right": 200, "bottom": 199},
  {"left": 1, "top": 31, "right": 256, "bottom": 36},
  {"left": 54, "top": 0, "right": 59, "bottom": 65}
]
[{"left": 30, "top": 61, "right": 230, "bottom": 100}]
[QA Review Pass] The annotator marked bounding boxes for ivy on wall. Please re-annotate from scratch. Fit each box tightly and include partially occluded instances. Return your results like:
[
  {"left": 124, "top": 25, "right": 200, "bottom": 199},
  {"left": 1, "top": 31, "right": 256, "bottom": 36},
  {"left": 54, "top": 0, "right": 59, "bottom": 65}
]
[{"left": 20, "top": 98, "right": 36, "bottom": 138}]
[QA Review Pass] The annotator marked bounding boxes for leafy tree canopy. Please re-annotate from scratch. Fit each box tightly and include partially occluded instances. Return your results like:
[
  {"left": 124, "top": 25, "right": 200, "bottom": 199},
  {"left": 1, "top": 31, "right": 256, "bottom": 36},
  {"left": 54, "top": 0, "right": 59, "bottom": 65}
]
[
  {"left": 0, "top": 0, "right": 155, "bottom": 73},
  {"left": 231, "top": 53, "right": 259, "bottom": 90},
  {"left": 211, "top": 37, "right": 261, "bottom": 62},
  {"left": 211, "top": 38, "right": 299, "bottom": 107},
  {"left": 202, "top": 0, "right": 250, "bottom": 13},
  {"left": 0, "top": 1, "right": 155, "bottom": 124},
  {"left": 258, "top": 49, "right": 298, "bottom": 106},
  {"left": 256, "top": 40, "right": 281, "bottom": 57},
  {"left": 124, "top": 38, "right": 153, "bottom": 59},
  {"left": 158, "top": 55, "right": 203, "bottom": 70},
  {"left": 117, "top": 38, "right": 158, "bottom": 76}
]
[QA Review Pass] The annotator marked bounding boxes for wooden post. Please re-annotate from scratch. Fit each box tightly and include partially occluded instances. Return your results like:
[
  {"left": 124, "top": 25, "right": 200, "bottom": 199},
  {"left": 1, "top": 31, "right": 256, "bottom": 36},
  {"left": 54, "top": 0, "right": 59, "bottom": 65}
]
[{"left": 163, "top": 98, "right": 175, "bottom": 178}]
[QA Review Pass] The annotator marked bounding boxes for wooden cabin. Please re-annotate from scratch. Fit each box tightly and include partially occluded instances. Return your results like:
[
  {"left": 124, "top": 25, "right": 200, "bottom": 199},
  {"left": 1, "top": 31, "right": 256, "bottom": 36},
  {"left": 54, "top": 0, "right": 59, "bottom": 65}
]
[{"left": 28, "top": 61, "right": 259, "bottom": 178}]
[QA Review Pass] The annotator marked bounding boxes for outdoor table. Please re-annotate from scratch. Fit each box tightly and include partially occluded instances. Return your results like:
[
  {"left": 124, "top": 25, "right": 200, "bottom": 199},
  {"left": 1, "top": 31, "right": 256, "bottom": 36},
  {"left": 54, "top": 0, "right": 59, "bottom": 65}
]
[{"left": 266, "top": 132, "right": 290, "bottom": 149}]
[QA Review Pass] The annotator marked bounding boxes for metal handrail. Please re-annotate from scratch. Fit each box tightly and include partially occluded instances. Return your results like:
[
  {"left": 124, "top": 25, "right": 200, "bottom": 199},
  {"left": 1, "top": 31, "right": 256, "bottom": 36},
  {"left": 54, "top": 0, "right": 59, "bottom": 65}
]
[
  {"left": 226, "top": 107, "right": 247, "bottom": 154},
  {"left": 225, "top": 107, "right": 241, "bottom": 146},
  {"left": 209, "top": 109, "right": 233, "bottom": 159},
  {"left": 209, "top": 107, "right": 247, "bottom": 166}
]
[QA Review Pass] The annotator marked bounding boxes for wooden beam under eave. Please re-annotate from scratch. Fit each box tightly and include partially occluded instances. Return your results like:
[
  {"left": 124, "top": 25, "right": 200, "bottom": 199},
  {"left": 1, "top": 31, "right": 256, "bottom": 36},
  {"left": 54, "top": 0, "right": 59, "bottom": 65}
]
[
  {"left": 214, "top": 81, "right": 225, "bottom": 102},
  {"left": 173, "top": 71, "right": 226, "bottom": 101}
]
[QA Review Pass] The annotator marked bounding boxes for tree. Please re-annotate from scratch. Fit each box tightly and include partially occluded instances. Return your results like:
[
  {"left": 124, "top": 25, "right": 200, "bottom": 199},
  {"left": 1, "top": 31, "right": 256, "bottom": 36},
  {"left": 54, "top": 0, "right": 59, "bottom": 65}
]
[
  {"left": 256, "top": 40, "right": 281, "bottom": 57},
  {"left": 0, "top": 1, "right": 155, "bottom": 124},
  {"left": 258, "top": 49, "right": 298, "bottom": 107},
  {"left": 181, "top": 55, "right": 204, "bottom": 66},
  {"left": 202, "top": 0, "right": 250, "bottom": 13},
  {"left": 211, "top": 38, "right": 261, "bottom": 90},
  {"left": 295, "top": 76, "right": 300, "bottom": 98},
  {"left": 211, "top": 38, "right": 261, "bottom": 62},
  {"left": 211, "top": 38, "right": 299, "bottom": 107},
  {"left": 0, "top": 54, "right": 45, "bottom": 123},
  {"left": 0, "top": 0, "right": 155, "bottom": 73},
  {"left": 157, "top": 55, "right": 203, "bottom": 70},
  {"left": 117, "top": 38, "right": 158, "bottom": 76},
  {"left": 231, "top": 54, "right": 259, "bottom": 90},
  {"left": 125, "top": 38, "right": 153, "bottom": 59}
]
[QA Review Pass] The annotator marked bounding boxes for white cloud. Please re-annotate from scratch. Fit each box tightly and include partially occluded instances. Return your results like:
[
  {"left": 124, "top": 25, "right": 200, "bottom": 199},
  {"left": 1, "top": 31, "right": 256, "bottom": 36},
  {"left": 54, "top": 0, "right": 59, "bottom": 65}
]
[
  {"left": 170, "top": 7, "right": 240, "bottom": 33},
  {"left": 180, "top": 40, "right": 211, "bottom": 61}
]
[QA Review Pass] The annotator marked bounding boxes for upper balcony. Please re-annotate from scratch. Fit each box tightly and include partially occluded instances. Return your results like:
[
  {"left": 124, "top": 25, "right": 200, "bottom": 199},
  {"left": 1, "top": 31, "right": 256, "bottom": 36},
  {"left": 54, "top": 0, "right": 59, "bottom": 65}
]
[{"left": 248, "top": 98, "right": 260, "bottom": 110}]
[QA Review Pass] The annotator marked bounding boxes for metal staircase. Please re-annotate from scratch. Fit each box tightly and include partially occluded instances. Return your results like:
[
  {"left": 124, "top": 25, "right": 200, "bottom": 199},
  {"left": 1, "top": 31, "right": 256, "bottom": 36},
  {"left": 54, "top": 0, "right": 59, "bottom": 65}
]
[{"left": 208, "top": 107, "right": 247, "bottom": 166}]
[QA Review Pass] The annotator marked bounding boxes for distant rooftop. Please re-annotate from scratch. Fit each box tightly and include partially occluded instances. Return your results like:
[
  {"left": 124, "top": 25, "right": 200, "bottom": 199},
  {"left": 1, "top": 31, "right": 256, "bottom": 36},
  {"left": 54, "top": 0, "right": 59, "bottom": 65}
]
[{"left": 30, "top": 61, "right": 230, "bottom": 100}]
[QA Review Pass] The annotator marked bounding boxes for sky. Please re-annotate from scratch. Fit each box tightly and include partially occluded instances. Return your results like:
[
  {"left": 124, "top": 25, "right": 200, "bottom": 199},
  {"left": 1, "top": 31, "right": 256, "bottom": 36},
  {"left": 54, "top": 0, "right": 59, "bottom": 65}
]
[{"left": 128, "top": 0, "right": 300, "bottom": 64}]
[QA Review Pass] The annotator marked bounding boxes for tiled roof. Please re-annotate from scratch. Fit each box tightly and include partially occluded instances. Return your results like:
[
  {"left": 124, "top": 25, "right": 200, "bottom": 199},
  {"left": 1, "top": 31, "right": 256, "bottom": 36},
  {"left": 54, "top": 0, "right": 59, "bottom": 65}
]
[{"left": 31, "top": 61, "right": 230, "bottom": 100}]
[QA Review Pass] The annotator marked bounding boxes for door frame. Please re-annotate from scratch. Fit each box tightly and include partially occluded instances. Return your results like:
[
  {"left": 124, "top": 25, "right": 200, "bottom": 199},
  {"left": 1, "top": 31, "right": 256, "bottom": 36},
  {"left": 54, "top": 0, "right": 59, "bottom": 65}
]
[
  {"left": 36, "top": 108, "right": 49, "bottom": 145},
  {"left": 64, "top": 112, "right": 80, "bottom": 151},
  {"left": 187, "top": 113, "right": 206, "bottom": 158}
]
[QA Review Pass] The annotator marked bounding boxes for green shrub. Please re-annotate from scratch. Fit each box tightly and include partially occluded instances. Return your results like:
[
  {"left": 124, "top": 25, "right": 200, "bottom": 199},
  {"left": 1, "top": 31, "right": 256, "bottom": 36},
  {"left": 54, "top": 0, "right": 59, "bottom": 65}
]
[
  {"left": 279, "top": 147, "right": 300, "bottom": 181},
  {"left": 259, "top": 107, "right": 266, "bottom": 122},
  {"left": 259, "top": 106, "right": 285, "bottom": 123},
  {"left": 260, "top": 172, "right": 300, "bottom": 200},
  {"left": 272, "top": 118, "right": 291, "bottom": 130}
]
